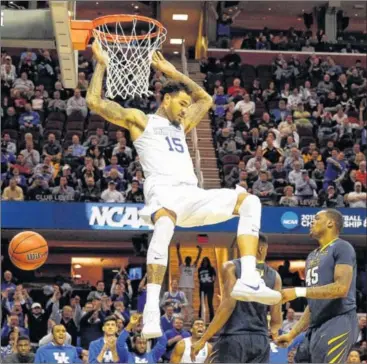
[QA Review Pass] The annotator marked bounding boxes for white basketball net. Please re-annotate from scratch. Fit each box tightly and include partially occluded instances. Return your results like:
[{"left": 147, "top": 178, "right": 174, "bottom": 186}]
[{"left": 93, "top": 17, "right": 167, "bottom": 99}]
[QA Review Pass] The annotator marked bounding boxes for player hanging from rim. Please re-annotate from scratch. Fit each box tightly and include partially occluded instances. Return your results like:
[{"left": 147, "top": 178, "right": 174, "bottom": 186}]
[
  {"left": 87, "top": 41, "right": 281, "bottom": 339},
  {"left": 170, "top": 318, "right": 212, "bottom": 363},
  {"left": 190, "top": 233, "right": 282, "bottom": 363},
  {"left": 276, "top": 209, "right": 359, "bottom": 363}
]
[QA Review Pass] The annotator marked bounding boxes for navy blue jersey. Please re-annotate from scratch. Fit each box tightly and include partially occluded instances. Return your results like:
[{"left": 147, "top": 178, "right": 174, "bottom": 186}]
[
  {"left": 221, "top": 259, "right": 277, "bottom": 336},
  {"left": 305, "top": 238, "right": 356, "bottom": 328}
]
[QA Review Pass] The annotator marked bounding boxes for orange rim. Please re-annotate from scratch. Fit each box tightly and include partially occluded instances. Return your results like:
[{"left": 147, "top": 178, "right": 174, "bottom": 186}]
[{"left": 71, "top": 14, "right": 166, "bottom": 44}]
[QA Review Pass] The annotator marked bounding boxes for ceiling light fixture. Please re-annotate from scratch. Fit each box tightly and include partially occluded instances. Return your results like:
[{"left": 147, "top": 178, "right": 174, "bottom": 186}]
[
  {"left": 268, "top": 8, "right": 271, "bottom": 11},
  {"left": 173, "top": 51, "right": 179, "bottom": 54},
  {"left": 74, "top": 264, "right": 82, "bottom": 269},
  {"left": 170, "top": 38, "right": 183, "bottom": 45},
  {"left": 73, "top": 274, "right": 82, "bottom": 279},
  {"left": 134, "top": 5, "right": 139, "bottom": 9},
  {"left": 172, "top": 14, "right": 188, "bottom": 21}
]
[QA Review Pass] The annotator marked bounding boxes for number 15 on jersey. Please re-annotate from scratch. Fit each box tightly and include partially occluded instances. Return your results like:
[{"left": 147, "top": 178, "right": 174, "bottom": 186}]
[{"left": 165, "top": 137, "right": 184, "bottom": 153}]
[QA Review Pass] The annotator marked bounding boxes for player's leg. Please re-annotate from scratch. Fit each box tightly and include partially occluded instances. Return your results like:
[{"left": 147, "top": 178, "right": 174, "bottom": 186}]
[
  {"left": 247, "top": 334, "right": 271, "bottom": 363},
  {"left": 142, "top": 208, "right": 176, "bottom": 339},
  {"left": 230, "top": 193, "right": 281, "bottom": 304},
  {"left": 309, "top": 312, "right": 359, "bottom": 363},
  {"left": 209, "top": 335, "right": 245, "bottom": 363}
]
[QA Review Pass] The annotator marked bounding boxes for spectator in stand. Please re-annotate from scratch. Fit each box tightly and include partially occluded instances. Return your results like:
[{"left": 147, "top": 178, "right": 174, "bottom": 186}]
[
  {"left": 1, "top": 133, "right": 16, "bottom": 155},
  {"left": 227, "top": 78, "right": 246, "bottom": 99},
  {"left": 271, "top": 99, "right": 291, "bottom": 123},
  {"left": 112, "top": 137, "right": 133, "bottom": 160},
  {"left": 263, "top": 134, "right": 283, "bottom": 164},
  {"left": 87, "top": 281, "right": 106, "bottom": 301},
  {"left": 31, "top": 90, "right": 45, "bottom": 111},
  {"left": 212, "top": 86, "right": 231, "bottom": 117},
  {"left": 176, "top": 243, "right": 202, "bottom": 319},
  {"left": 356, "top": 161, "right": 367, "bottom": 188},
  {"left": 347, "top": 349, "right": 361, "bottom": 363},
  {"left": 70, "top": 135, "right": 86, "bottom": 158},
  {"left": 79, "top": 177, "right": 101, "bottom": 202},
  {"left": 293, "top": 103, "right": 312, "bottom": 128},
  {"left": 2, "top": 107, "right": 18, "bottom": 130},
  {"left": 324, "top": 150, "right": 347, "bottom": 190},
  {"left": 222, "top": 48, "right": 242, "bottom": 70},
  {"left": 101, "top": 181, "right": 125, "bottom": 203},
  {"left": 118, "top": 314, "right": 168, "bottom": 364},
  {"left": 279, "top": 185, "right": 298, "bottom": 207},
  {"left": 288, "top": 161, "right": 303, "bottom": 185},
  {"left": 13, "top": 72, "right": 34, "bottom": 96},
  {"left": 66, "top": 88, "right": 88, "bottom": 118},
  {"left": 322, "top": 184, "right": 344, "bottom": 208},
  {"left": 34, "top": 324, "right": 80, "bottom": 364},
  {"left": 2, "top": 335, "right": 34, "bottom": 364},
  {"left": 163, "top": 315, "right": 190, "bottom": 362},
  {"left": 295, "top": 170, "right": 318, "bottom": 205},
  {"left": 253, "top": 170, "right": 276, "bottom": 205},
  {"left": 2, "top": 178, "right": 24, "bottom": 201},
  {"left": 79, "top": 301, "right": 104, "bottom": 350},
  {"left": 285, "top": 148, "right": 304, "bottom": 171},
  {"left": 77, "top": 72, "right": 89, "bottom": 92},
  {"left": 198, "top": 256, "right": 216, "bottom": 322},
  {"left": 52, "top": 176, "right": 75, "bottom": 202},
  {"left": 272, "top": 162, "right": 288, "bottom": 189},
  {"left": 304, "top": 150, "right": 322, "bottom": 172},
  {"left": 18, "top": 103, "right": 41, "bottom": 133},
  {"left": 103, "top": 156, "right": 124, "bottom": 178},
  {"left": 287, "top": 88, "right": 302, "bottom": 110},
  {"left": 1, "top": 55, "right": 16, "bottom": 79},
  {"left": 317, "top": 74, "right": 334, "bottom": 96},
  {"left": 48, "top": 91, "right": 66, "bottom": 112},
  {"left": 125, "top": 180, "right": 144, "bottom": 203},
  {"left": 85, "top": 128, "right": 109, "bottom": 148},
  {"left": 234, "top": 93, "right": 255, "bottom": 115},
  {"left": 160, "top": 279, "right": 188, "bottom": 315},
  {"left": 42, "top": 133, "right": 62, "bottom": 164},
  {"left": 1, "top": 271, "right": 16, "bottom": 292},
  {"left": 88, "top": 316, "right": 121, "bottom": 364},
  {"left": 26, "top": 175, "right": 52, "bottom": 201},
  {"left": 312, "top": 161, "right": 325, "bottom": 190},
  {"left": 20, "top": 142, "right": 40, "bottom": 171},
  {"left": 160, "top": 303, "right": 175, "bottom": 333},
  {"left": 282, "top": 308, "right": 297, "bottom": 334},
  {"left": 245, "top": 146, "right": 267, "bottom": 174},
  {"left": 22, "top": 289, "right": 58, "bottom": 346},
  {"left": 347, "top": 182, "right": 367, "bottom": 208}
]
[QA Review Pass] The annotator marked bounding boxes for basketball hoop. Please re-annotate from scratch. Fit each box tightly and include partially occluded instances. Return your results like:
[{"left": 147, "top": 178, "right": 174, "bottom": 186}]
[{"left": 71, "top": 15, "right": 167, "bottom": 99}]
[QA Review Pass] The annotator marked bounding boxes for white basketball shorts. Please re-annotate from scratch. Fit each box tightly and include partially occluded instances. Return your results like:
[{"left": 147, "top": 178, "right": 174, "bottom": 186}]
[{"left": 139, "top": 178, "right": 244, "bottom": 227}]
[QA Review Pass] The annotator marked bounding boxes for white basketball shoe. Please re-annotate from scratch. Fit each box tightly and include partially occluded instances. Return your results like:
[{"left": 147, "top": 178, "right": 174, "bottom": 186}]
[
  {"left": 142, "top": 306, "right": 162, "bottom": 339},
  {"left": 231, "top": 272, "right": 281, "bottom": 305}
]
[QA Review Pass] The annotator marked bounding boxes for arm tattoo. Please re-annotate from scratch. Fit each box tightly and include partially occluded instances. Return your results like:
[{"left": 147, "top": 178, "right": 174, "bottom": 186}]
[
  {"left": 306, "top": 264, "right": 352, "bottom": 299},
  {"left": 147, "top": 264, "right": 167, "bottom": 285}
]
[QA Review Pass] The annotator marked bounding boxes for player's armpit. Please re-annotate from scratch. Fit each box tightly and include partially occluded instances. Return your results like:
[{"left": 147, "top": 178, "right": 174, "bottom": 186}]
[
  {"left": 170, "top": 340, "right": 185, "bottom": 364},
  {"left": 306, "top": 264, "right": 353, "bottom": 299}
]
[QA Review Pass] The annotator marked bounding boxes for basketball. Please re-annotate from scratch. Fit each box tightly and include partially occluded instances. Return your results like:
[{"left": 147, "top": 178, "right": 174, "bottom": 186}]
[{"left": 8, "top": 231, "right": 49, "bottom": 271}]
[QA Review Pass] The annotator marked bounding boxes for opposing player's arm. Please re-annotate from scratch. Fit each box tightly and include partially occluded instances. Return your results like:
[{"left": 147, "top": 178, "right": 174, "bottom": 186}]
[
  {"left": 86, "top": 42, "right": 147, "bottom": 131},
  {"left": 199, "top": 261, "right": 237, "bottom": 342},
  {"left": 269, "top": 272, "right": 282, "bottom": 338},
  {"left": 170, "top": 339, "right": 185, "bottom": 364},
  {"left": 152, "top": 52, "right": 213, "bottom": 134},
  {"left": 306, "top": 263, "right": 353, "bottom": 299}
]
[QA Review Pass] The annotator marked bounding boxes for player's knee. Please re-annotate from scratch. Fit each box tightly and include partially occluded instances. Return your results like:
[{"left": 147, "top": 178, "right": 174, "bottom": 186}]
[
  {"left": 147, "top": 216, "right": 175, "bottom": 266},
  {"left": 152, "top": 208, "right": 177, "bottom": 225},
  {"left": 237, "top": 194, "right": 261, "bottom": 237}
]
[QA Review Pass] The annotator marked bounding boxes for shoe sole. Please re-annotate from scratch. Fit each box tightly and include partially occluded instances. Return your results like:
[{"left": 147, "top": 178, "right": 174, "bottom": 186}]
[
  {"left": 142, "top": 328, "right": 163, "bottom": 339},
  {"left": 230, "top": 290, "right": 281, "bottom": 305}
]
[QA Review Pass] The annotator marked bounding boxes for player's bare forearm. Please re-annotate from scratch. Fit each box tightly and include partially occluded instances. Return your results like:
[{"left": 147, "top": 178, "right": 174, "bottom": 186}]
[
  {"left": 200, "top": 263, "right": 237, "bottom": 343},
  {"left": 86, "top": 63, "right": 145, "bottom": 129},
  {"left": 170, "top": 69, "right": 213, "bottom": 133},
  {"left": 289, "top": 306, "right": 310, "bottom": 339},
  {"left": 307, "top": 264, "right": 352, "bottom": 299},
  {"left": 270, "top": 273, "right": 282, "bottom": 336}
]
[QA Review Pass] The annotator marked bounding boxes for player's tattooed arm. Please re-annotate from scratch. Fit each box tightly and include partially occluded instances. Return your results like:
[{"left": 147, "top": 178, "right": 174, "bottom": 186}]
[
  {"left": 147, "top": 264, "right": 167, "bottom": 285},
  {"left": 306, "top": 264, "right": 353, "bottom": 299},
  {"left": 270, "top": 272, "right": 283, "bottom": 339},
  {"left": 289, "top": 305, "right": 310, "bottom": 339},
  {"left": 151, "top": 52, "right": 213, "bottom": 134},
  {"left": 198, "top": 262, "right": 237, "bottom": 343},
  {"left": 86, "top": 41, "right": 147, "bottom": 130}
]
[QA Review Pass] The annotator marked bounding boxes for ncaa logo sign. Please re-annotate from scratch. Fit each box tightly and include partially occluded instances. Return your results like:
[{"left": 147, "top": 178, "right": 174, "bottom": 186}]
[{"left": 281, "top": 211, "right": 299, "bottom": 230}]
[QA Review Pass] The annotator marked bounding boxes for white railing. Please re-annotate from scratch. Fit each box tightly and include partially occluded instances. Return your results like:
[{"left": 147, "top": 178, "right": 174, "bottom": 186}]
[{"left": 181, "top": 39, "right": 204, "bottom": 188}]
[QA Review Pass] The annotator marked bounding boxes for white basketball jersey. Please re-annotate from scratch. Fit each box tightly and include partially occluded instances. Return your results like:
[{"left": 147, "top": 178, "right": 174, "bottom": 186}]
[
  {"left": 133, "top": 114, "right": 197, "bottom": 185},
  {"left": 181, "top": 337, "right": 208, "bottom": 363}
]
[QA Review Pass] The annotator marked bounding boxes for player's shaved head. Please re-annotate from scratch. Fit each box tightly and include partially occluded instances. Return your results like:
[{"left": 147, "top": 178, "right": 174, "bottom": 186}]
[{"left": 323, "top": 209, "right": 344, "bottom": 234}]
